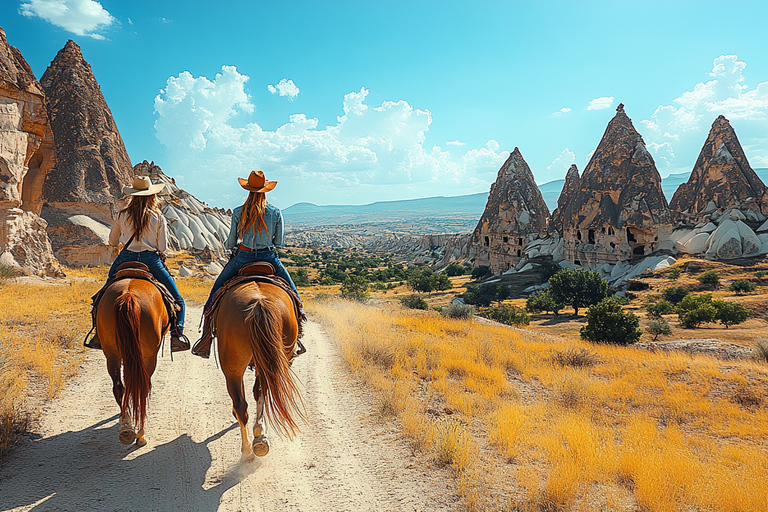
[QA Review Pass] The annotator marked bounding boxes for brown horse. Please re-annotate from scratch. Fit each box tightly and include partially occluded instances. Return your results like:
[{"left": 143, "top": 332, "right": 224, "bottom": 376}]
[
  {"left": 215, "top": 281, "right": 303, "bottom": 460},
  {"left": 97, "top": 278, "right": 169, "bottom": 447}
]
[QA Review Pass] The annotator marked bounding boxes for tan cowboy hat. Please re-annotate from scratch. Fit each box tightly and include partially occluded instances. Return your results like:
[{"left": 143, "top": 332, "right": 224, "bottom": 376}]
[
  {"left": 238, "top": 170, "right": 277, "bottom": 193},
  {"left": 123, "top": 176, "right": 165, "bottom": 196}
]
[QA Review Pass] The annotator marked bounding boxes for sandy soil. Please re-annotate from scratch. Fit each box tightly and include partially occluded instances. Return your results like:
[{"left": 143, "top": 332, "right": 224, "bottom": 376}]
[{"left": 0, "top": 305, "right": 457, "bottom": 512}]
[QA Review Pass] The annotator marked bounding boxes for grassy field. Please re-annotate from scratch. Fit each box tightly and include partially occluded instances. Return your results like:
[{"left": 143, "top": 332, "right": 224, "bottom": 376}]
[{"left": 307, "top": 297, "right": 768, "bottom": 512}]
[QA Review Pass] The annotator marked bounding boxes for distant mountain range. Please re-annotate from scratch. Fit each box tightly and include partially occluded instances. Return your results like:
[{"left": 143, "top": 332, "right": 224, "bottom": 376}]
[{"left": 284, "top": 168, "right": 768, "bottom": 229}]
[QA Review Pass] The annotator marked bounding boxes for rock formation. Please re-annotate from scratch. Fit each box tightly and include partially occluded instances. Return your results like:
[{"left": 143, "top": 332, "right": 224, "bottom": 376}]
[
  {"left": 0, "top": 27, "right": 61, "bottom": 275},
  {"left": 670, "top": 116, "right": 766, "bottom": 216},
  {"left": 549, "top": 164, "right": 580, "bottom": 234},
  {"left": 40, "top": 40, "right": 134, "bottom": 266},
  {"left": 561, "top": 104, "right": 673, "bottom": 265},
  {"left": 470, "top": 148, "right": 550, "bottom": 273}
]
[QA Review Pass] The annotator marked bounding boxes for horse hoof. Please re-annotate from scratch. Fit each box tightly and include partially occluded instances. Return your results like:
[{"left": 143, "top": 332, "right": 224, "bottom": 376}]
[
  {"left": 252, "top": 435, "right": 270, "bottom": 457},
  {"left": 119, "top": 428, "right": 136, "bottom": 445},
  {"left": 135, "top": 436, "right": 147, "bottom": 447}
]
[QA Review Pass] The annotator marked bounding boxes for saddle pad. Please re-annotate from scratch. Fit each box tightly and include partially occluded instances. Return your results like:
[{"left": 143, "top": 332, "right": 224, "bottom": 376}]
[{"left": 238, "top": 262, "right": 275, "bottom": 276}]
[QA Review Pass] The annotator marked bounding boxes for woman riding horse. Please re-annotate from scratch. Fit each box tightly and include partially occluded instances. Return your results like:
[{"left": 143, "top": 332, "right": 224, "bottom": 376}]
[
  {"left": 86, "top": 176, "right": 189, "bottom": 352},
  {"left": 192, "top": 170, "right": 300, "bottom": 358}
]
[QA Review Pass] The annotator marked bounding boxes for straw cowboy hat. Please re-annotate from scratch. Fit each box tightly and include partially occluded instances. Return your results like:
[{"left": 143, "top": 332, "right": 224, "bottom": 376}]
[
  {"left": 123, "top": 176, "right": 165, "bottom": 196},
  {"left": 238, "top": 170, "right": 277, "bottom": 193}
]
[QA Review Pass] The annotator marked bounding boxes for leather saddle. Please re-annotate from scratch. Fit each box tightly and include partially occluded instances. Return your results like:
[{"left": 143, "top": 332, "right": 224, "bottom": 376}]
[{"left": 238, "top": 262, "right": 275, "bottom": 276}]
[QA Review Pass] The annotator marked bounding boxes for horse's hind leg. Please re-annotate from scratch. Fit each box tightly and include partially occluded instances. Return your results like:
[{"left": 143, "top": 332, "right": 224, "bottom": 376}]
[
  {"left": 107, "top": 356, "right": 136, "bottom": 445},
  {"left": 252, "top": 379, "right": 270, "bottom": 457},
  {"left": 225, "top": 373, "right": 253, "bottom": 460}
]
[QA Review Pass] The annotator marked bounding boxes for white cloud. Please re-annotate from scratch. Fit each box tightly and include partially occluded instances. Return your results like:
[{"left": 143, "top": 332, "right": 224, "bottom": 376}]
[
  {"left": 587, "top": 96, "right": 614, "bottom": 110},
  {"left": 267, "top": 78, "right": 300, "bottom": 100},
  {"left": 19, "top": 0, "right": 114, "bottom": 39},
  {"left": 545, "top": 148, "right": 576, "bottom": 181},
  {"left": 446, "top": 140, "right": 465, "bottom": 146},
  {"left": 553, "top": 107, "right": 572, "bottom": 116},
  {"left": 154, "top": 67, "right": 507, "bottom": 207}
]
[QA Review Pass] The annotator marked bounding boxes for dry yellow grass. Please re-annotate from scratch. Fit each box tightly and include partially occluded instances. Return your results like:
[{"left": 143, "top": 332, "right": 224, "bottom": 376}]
[{"left": 307, "top": 297, "right": 768, "bottom": 512}]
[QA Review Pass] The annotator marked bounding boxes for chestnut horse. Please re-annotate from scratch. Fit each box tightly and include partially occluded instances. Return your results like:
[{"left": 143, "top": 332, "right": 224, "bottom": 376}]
[
  {"left": 215, "top": 281, "right": 303, "bottom": 459},
  {"left": 97, "top": 278, "right": 169, "bottom": 447}
]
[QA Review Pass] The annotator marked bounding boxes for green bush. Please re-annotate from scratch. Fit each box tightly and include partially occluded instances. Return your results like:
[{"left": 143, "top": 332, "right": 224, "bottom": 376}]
[
  {"left": 407, "top": 268, "right": 452, "bottom": 294},
  {"left": 662, "top": 286, "right": 689, "bottom": 304},
  {"left": 580, "top": 297, "right": 642, "bottom": 345},
  {"left": 463, "top": 283, "right": 510, "bottom": 307},
  {"left": 549, "top": 268, "right": 609, "bottom": 315},
  {"left": 676, "top": 293, "right": 716, "bottom": 328},
  {"left": 712, "top": 300, "right": 750, "bottom": 329},
  {"left": 729, "top": 280, "right": 756, "bottom": 295},
  {"left": 526, "top": 288, "right": 564, "bottom": 315},
  {"left": 471, "top": 265, "right": 493, "bottom": 281},
  {"left": 0, "top": 264, "right": 18, "bottom": 284},
  {"left": 645, "top": 299, "right": 675, "bottom": 319},
  {"left": 441, "top": 302, "right": 475, "bottom": 320},
  {"left": 444, "top": 263, "right": 468, "bottom": 277},
  {"left": 340, "top": 275, "right": 369, "bottom": 301},
  {"left": 667, "top": 268, "right": 682, "bottom": 280},
  {"left": 481, "top": 305, "right": 530, "bottom": 326},
  {"left": 400, "top": 294, "right": 428, "bottom": 310},
  {"left": 289, "top": 268, "right": 310, "bottom": 287},
  {"left": 754, "top": 270, "right": 768, "bottom": 279},
  {"left": 646, "top": 319, "right": 672, "bottom": 341},
  {"left": 698, "top": 270, "right": 721, "bottom": 287}
]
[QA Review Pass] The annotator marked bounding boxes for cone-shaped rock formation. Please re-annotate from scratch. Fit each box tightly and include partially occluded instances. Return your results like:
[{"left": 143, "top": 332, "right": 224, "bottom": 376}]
[
  {"left": 670, "top": 115, "right": 766, "bottom": 216},
  {"left": 550, "top": 164, "right": 580, "bottom": 235},
  {"left": 562, "top": 104, "right": 672, "bottom": 265},
  {"left": 471, "top": 148, "right": 550, "bottom": 272},
  {"left": 0, "top": 27, "right": 61, "bottom": 275}
]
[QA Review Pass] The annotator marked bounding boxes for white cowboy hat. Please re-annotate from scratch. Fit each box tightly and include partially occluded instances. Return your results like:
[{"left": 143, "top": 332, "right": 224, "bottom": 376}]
[{"left": 123, "top": 176, "right": 165, "bottom": 196}]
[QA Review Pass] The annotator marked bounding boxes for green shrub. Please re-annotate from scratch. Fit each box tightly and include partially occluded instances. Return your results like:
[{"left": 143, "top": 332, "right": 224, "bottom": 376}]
[
  {"left": 647, "top": 319, "right": 672, "bottom": 341},
  {"left": 481, "top": 305, "right": 530, "bottom": 326},
  {"left": 645, "top": 300, "right": 675, "bottom": 319},
  {"left": 676, "top": 293, "right": 716, "bottom": 328},
  {"left": 754, "top": 270, "right": 768, "bottom": 279},
  {"left": 526, "top": 288, "right": 564, "bottom": 315},
  {"left": 289, "top": 268, "right": 310, "bottom": 287},
  {"left": 729, "top": 280, "right": 756, "bottom": 295},
  {"left": 441, "top": 302, "right": 475, "bottom": 320},
  {"left": 470, "top": 265, "right": 493, "bottom": 281},
  {"left": 463, "top": 283, "right": 510, "bottom": 307},
  {"left": 580, "top": 297, "right": 642, "bottom": 345},
  {"left": 712, "top": 300, "right": 750, "bottom": 329},
  {"left": 444, "top": 263, "right": 468, "bottom": 277},
  {"left": 698, "top": 270, "right": 721, "bottom": 287},
  {"left": 667, "top": 268, "right": 682, "bottom": 280},
  {"left": 400, "top": 294, "right": 428, "bottom": 310},
  {"left": 549, "top": 268, "right": 609, "bottom": 315},
  {"left": 662, "top": 286, "right": 689, "bottom": 304},
  {"left": 340, "top": 275, "right": 369, "bottom": 301},
  {"left": 0, "top": 264, "right": 18, "bottom": 284}
]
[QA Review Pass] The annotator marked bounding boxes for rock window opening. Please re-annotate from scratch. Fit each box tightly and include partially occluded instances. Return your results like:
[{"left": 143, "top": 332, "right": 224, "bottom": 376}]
[
  {"left": 601, "top": 227, "right": 606, "bottom": 234},
  {"left": 574, "top": 260, "right": 581, "bottom": 265},
  {"left": 484, "top": 236, "right": 490, "bottom": 247},
  {"left": 517, "top": 237, "right": 523, "bottom": 245},
  {"left": 626, "top": 228, "right": 636, "bottom": 243},
  {"left": 516, "top": 249, "right": 521, "bottom": 257},
  {"left": 588, "top": 229, "right": 595, "bottom": 244},
  {"left": 503, "top": 236, "right": 509, "bottom": 243},
  {"left": 633, "top": 245, "right": 645, "bottom": 256},
  {"left": 577, "top": 231, "right": 582, "bottom": 241},
  {"left": 608, "top": 227, "right": 615, "bottom": 236}
]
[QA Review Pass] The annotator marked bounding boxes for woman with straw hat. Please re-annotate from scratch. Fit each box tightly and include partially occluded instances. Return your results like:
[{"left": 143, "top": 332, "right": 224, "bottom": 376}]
[
  {"left": 84, "top": 176, "right": 189, "bottom": 352},
  {"left": 192, "top": 170, "right": 300, "bottom": 358}
]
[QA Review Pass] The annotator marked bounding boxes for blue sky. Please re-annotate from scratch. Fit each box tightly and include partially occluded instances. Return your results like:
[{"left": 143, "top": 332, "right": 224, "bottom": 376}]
[{"left": 3, "top": 0, "right": 768, "bottom": 209}]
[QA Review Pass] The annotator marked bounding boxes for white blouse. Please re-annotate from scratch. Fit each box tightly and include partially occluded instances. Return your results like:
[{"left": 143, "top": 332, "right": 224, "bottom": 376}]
[{"left": 109, "top": 210, "right": 168, "bottom": 253}]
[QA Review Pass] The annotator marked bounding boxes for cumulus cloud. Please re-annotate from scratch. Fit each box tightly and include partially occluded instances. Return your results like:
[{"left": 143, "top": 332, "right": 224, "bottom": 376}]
[
  {"left": 19, "top": 0, "right": 114, "bottom": 39},
  {"left": 446, "top": 140, "right": 465, "bottom": 146},
  {"left": 154, "top": 67, "right": 507, "bottom": 207},
  {"left": 587, "top": 96, "right": 614, "bottom": 110},
  {"left": 553, "top": 107, "right": 572, "bottom": 116},
  {"left": 545, "top": 148, "right": 576, "bottom": 181},
  {"left": 267, "top": 78, "right": 300, "bottom": 100},
  {"left": 641, "top": 54, "right": 768, "bottom": 174}
]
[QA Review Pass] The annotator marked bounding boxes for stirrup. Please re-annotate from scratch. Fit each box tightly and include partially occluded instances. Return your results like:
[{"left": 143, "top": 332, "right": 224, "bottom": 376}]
[
  {"left": 191, "top": 334, "right": 212, "bottom": 359},
  {"left": 171, "top": 333, "right": 190, "bottom": 352}
]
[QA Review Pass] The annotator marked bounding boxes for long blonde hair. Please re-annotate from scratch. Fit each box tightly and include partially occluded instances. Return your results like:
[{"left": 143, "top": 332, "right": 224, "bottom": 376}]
[
  {"left": 238, "top": 192, "right": 269, "bottom": 238},
  {"left": 119, "top": 195, "right": 160, "bottom": 240}
]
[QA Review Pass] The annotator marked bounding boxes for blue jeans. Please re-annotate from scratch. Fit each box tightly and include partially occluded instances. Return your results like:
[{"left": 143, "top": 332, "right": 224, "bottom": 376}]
[
  {"left": 204, "top": 248, "right": 299, "bottom": 312},
  {"left": 108, "top": 250, "right": 186, "bottom": 336}
]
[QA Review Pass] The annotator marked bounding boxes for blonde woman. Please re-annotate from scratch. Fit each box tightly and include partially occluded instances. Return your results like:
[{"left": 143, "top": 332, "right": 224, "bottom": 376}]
[
  {"left": 192, "top": 170, "right": 299, "bottom": 358},
  {"left": 85, "top": 176, "right": 188, "bottom": 352}
]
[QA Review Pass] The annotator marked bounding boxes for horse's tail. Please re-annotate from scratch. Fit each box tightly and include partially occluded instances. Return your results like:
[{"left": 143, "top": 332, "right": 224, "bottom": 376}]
[
  {"left": 114, "top": 293, "right": 150, "bottom": 431},
  {"left": 245, "top": 298, "right": 302, "bottom": 438}
]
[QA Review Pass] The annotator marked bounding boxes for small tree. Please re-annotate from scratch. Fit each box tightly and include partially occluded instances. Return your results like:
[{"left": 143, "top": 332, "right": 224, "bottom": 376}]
[
  {"left": 645, "top": 300, "right": 675, "bottom": 319},
  {"left": 549, "top": 268, "right": 609, "bottom": 315},
  {"left": 712, "top": 300, "right": 750, "bottom": 329},
  {"left": 676, "top": 293, "right": 716, "bottom": 328},
  {"left": 729, "top": 280, "right": 756, "bottom": 295},
  {"left": 667, "top": 268, "right": 682, "bottom": 280},
  {"left": 646, "top": 319, "right": 672, "bottom": 341},
  {"left": 289, "top": 268, "right": 310, "bottom": 287},
  {"left": 526, "top": 289, "right": 564, "bottom": 315},
  {"left": 698, "top": 271, "right": 721, "bottom": 287},
  {"left": 482, "top": 305, "right": 530, "bottom": 326},
  {"left": 471, "top": 265, "right": 493, "bottom": 281},
  {"left": 463, "top": 283, "right": 498, "bottom": 308},
  {"left": 580, "top": 297, "right": 642, "bottom": 345},
  {"left": 340, "top": 275, "right": 369, "bottom": 301},
  {"left": 662, "top": 286, "right": 689, "bottom": 305},
  {"left": 442, "top": 302, "right": 475, "bottom": 320},
  {"left": 444, "top": 263, "right": 467, "bottom": 277},
  {"left": 400, "top": 294, "right": 429, "bottom": 310}
]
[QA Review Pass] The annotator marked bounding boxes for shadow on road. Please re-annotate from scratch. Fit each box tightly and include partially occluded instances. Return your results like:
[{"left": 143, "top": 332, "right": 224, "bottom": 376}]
[{"left": 0, "top": 415, "right": 253, "bottom": 512}]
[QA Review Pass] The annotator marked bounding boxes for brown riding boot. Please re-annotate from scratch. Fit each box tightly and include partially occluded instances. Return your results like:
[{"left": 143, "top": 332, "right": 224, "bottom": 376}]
[
  {"left": 84, "top": 332, "right": 102, "bottom": 350},
  {"left": 191, "top": 317, "right": 213, "bottom": 359}
]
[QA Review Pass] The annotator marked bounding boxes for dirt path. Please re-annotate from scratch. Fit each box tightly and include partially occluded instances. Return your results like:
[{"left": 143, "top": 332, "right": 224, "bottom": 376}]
[{"left": 0, "top": 305, "right": 457, "bottom": 512}]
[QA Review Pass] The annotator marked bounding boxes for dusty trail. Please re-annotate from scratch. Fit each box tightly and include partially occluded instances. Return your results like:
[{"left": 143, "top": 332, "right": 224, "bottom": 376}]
[{"left": 0, "top": 305, "right": 457, "bottom": 512}]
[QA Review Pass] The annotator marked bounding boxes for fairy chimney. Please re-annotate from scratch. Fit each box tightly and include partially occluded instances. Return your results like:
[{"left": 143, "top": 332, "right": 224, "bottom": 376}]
[
  {"left": 471, "top": 148, "right": 550, "bottom": 273},
  {"left": 550, "top": 164, "right": 580, "bottom": 235},
  {"left": 670, "top": 116, "right": 766, "bottom": 217},
  {"left": 562, "top": 104, "right": 672, "bottom": 266},
  {"left": 0, "top": 27, "right": 62, "bottom": 275}
]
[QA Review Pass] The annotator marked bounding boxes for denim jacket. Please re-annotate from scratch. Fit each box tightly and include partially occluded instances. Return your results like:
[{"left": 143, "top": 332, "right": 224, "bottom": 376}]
[{"left": 224, "top": 203, "right": 285, "bottom": 250}]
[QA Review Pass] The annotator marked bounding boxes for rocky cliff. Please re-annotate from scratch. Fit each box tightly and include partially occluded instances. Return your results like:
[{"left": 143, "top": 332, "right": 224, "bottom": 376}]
[
  {"left": 549, "top": 164, "right": 579, "bottom": 235},
  {"left": 0, "top": 27, "right": 61, "bottom": 275},
  {"left": 40, "top": 40, "right": 134, "bottom": 266},
  {"left": 470, "top": 148, "right": 550, "bottom": 272},
  {"left": 562, "top": 104, "right": 672, "bottom": 265},
  {"left": 670, "top": 116, "right": 766, "bottom": 216}
]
